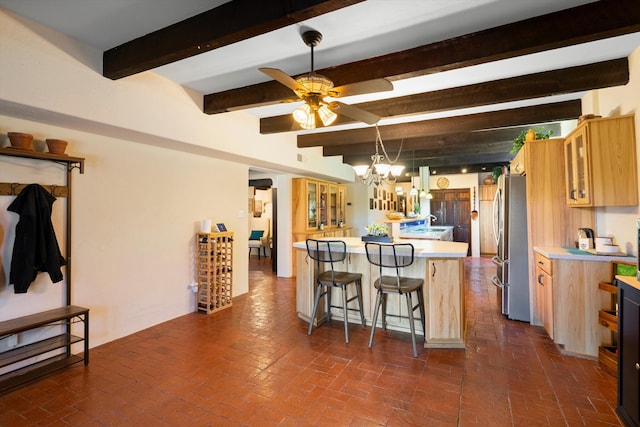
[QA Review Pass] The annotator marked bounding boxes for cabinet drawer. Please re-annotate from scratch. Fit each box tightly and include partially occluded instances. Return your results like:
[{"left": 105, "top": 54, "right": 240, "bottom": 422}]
[
  {"left": 598, "top": 309, "right": 618, "bottom": 332},
  {"left": 535, "top": 253, "right": 552, "bottom": 275}
]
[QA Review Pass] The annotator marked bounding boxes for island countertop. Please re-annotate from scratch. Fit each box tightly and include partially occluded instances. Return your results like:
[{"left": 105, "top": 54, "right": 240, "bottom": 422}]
[{"left": 293, "top": 237, "right": 468, "bottom": 258}]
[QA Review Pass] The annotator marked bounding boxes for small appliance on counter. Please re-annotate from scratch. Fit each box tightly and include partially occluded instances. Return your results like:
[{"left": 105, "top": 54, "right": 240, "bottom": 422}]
[{"left": 577, "top": 227, "right": 594, "bottom": 250}]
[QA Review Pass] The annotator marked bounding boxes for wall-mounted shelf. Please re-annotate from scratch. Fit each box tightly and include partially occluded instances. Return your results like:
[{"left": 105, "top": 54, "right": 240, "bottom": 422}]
[{"left": 0, "top": 147, "right": 84, "bottom": 173}]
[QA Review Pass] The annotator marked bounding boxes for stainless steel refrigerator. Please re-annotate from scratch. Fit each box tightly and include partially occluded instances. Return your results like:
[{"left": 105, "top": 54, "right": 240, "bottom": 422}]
[{"left": 491, "top": 174, "right": 530, "bottom": 322}]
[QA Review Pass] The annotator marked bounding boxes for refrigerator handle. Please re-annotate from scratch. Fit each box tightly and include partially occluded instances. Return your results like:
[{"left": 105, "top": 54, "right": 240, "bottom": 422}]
[
  {"left": 491, "top": 255, "right": 503, "bottom": 266},
  {"left": 491, "top": 275, "right": 503, "bottom": 289},
  {"left": 492, "top": 185, "right": 500, "bottom": 246}
]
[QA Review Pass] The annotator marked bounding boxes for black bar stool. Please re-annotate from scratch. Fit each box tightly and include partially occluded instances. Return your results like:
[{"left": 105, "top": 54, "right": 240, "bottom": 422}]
[
  {"left": 306, "top": 239, "right": 366, "bottom": 343},
  {"left": 365, "top": 242, "right": 425, "bottom": 357}
]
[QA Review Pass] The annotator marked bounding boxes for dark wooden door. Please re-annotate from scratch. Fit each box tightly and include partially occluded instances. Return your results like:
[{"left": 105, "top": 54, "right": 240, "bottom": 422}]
[{"left": 430, "top": 189, "right": 471, "bottom": 254}]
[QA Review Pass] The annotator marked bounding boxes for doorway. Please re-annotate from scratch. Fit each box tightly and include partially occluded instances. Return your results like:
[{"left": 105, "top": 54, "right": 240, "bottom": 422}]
[
  {"left": 249, "top": 179, "right": 277, "bottom": 275},
  {"left": 430, "top": 188, "right": 471, "bottom": 255}
]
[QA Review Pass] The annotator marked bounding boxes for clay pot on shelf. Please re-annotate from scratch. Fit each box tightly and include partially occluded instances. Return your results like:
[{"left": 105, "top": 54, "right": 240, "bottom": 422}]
[
  {"left": 45, "top": 139, "right": 68, "bottom": 155},
  {"left": 483, "top": 175, "right": 495, "bottom": 185},
  {"left": 7, "top": 132, "right": 34, "bottom": 150}
]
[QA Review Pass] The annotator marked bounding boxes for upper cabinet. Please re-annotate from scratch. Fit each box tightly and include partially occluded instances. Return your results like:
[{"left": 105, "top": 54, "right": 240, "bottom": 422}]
[
  {"left": 292, "top": 178, "right": 346, "bottom": 233},
  {"left": 564, "top": 115, "right": 638, "bottom": 207}
]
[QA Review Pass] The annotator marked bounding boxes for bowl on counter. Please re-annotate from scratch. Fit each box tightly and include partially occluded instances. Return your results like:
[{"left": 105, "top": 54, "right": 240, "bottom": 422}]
[{"left": 386, "top": 212, "right": 405, "bottom": 220}]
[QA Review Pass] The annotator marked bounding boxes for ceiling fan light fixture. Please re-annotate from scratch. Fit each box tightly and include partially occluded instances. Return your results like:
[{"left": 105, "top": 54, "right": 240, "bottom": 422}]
[
  {"left": 317, "top": 104, "right": 337, "bottom": 126},
  {"left": 293, "top": 103, "right": 311, "bottom": 124},
  {"left": 296, "top": 73, "right": 333, "bottom": 95},
  {"left": 298, "top": 112, "right": 316, "bottom": 130}
]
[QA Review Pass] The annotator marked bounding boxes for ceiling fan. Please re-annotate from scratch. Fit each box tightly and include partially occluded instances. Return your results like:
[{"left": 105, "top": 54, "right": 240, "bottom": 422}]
[{"left": 259, "top": 30, "right": 393, "bottom": 130}]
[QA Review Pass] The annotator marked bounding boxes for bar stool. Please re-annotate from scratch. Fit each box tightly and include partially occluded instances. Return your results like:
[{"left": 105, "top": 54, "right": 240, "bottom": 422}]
[
  {"left": 306, "top": 239, "right": 366, "bottom": 343},
  {"left": 365, "top": 242, "right": 425, "bottom": 357}
]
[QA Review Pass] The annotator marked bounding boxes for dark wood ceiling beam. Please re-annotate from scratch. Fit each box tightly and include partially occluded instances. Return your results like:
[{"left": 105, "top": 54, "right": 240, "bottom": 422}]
[
  {"left": 260, "top": 58, "right": 628, "bottom": 133},
  {"left": 103, "top": 0, "right": 364, "bottom": 79},
  {"left": 204, "top": 0, "right": 640, "bottom": 113},
  {"left": 342, "top": 141, "right": 513, "bottom": 168},
  {"left": 299, "top": 100, "right": 581, "bottom": 147},
  {"left": 323, "top": 124, "right": 561, "bottom": 157}
]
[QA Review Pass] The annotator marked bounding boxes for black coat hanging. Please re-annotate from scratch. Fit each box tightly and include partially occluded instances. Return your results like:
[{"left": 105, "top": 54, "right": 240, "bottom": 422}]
[{"left": 8, "top": 183, "right": 66, "bottom": 293}]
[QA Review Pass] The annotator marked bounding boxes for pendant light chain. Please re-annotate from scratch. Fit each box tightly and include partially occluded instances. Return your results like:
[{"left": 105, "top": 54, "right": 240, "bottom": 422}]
[{"left": 375, "top": 125, "right": 403, "bottom": 164}]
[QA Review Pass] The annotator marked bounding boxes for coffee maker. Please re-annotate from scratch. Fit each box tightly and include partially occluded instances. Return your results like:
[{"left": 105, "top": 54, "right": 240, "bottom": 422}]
[{"left": 578, "top": 227, "right": 594, "bottom": 250}]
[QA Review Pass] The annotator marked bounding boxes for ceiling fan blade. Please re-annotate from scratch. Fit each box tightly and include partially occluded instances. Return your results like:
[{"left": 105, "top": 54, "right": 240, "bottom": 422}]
[
  {"left": 330, "top": 78, "right": 393, "bottom": 98},
  {"left": 328, "top": 101, "right": 381, "bottom": 125},
  {"left": 259, "top": 67, "right": 307, "bottom": 95}
]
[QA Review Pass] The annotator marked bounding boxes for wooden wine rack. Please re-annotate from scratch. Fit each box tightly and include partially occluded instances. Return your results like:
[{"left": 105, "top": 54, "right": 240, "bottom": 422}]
[{"left": 196, "top": 232, "right": 233, "bottom": 314}]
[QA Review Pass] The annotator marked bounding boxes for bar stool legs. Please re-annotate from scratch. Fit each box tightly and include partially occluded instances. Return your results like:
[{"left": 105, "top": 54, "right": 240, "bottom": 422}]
[{"left": 308, "top": 280, "right": 366, "bottom": 344}]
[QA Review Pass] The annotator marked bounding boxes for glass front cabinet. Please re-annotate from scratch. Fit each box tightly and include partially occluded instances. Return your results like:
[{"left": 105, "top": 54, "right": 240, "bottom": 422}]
[{"left": 293, "top": 178, "right": 347, "bottom": 233}]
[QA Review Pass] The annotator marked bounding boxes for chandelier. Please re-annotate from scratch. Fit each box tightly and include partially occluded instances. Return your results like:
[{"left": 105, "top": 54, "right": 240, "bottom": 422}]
[{"left": 352, "top": 126, "right": 404, "bottom": 186}]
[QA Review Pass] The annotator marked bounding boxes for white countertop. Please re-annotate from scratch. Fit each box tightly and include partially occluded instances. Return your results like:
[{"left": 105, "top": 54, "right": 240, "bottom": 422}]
[
  {"left": 534, "top": 246, "right": 636, "bottom": 262},
  {"left": 293, "top": 237, "right": 468, "bottom": 258}
]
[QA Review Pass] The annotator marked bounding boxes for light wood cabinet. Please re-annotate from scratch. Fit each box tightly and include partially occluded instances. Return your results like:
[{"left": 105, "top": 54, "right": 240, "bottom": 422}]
[
  {"left": 425, "top": 258, "right": 465, "bottom": 348},
  {"left": 510, "top": 147, "right": 526, "bottom": 175},
  {"left": 564, "top": 114, "right": 638, "bottom": 207},
  {"left": 292, "top": 178, "right": 346, "bottom": 232},
  {"left": 519, "top": 138, "right": 595, "bottom": 324},
  {"left": 292, "top": 178, "right": 349, "bottom": 276},
  {"left": 479, "top": 185, "right": 497, "bottom": 255},
  {"left": 534, "top": 253, "right": 554, "bottom": 339},
  {"left": 534, "top": 251, "right": 613, "bottom": 357}
]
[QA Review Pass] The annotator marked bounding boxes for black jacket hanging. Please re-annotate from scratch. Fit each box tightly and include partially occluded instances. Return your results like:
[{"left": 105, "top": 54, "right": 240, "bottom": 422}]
[{"left": 8, "top": 184, "right": 66, "bottom": 293}]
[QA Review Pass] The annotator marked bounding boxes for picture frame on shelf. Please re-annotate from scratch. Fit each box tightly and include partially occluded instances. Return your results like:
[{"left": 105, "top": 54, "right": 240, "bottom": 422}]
[{"left": 216, "top": 223, "right": 227, "bottom": 232}]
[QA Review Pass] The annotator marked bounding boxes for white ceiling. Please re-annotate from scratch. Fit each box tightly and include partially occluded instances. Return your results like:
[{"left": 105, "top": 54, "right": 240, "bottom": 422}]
[{"left": 1, "top": 0, "right": 640, "bottom": 133}]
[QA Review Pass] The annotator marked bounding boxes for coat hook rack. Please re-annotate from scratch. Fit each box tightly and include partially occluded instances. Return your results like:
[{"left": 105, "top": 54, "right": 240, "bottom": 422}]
[{"left": 0, "top": 182, "right": 69, "bottom": 197}]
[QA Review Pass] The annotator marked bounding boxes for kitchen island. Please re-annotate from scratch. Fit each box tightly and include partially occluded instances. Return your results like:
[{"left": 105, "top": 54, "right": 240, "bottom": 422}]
[{"left": 293, "top": 237, "right": 468, "bottom": 348}]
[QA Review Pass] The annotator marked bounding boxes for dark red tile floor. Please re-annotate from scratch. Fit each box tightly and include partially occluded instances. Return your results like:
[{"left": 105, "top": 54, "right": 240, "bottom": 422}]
[{"left": 0, "top": 257, "right": 621, "bottom": 426}]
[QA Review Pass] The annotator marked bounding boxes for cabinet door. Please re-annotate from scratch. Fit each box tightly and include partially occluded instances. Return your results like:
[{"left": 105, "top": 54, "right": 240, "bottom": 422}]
[
  {"left": 426, "top": 259, "right": 463, "bottom": 341},
  {"left": 618, "top": 283, "right": 640, "bottom": 427},
  {"left": 337, "top": 185, "right": 346, "bottom": 226},
  {"left": 535, "top": 265, "right": 546, "bottom": 327},
  {"left": 329, "top": 185, "right": 338, "bottom": 227},
  {"left": 318, "top": 182, "right": 328, "bottom": 227},
  {"left": 536, "top": 267, "right": 554, "bottom": 339},
  {"left": 565, "top": 127, "right": 591, "bottom": 205},
  {"left": 306, "top": 180, "right": 318, "bottom": 230}
]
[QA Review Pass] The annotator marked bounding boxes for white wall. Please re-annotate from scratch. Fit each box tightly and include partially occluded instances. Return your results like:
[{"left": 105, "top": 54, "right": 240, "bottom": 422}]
[
  {"left": 0, "top": 9, "right": 353, "bottom": 347},
  {"left": 581, "top": 45, "right": 640, "bottom": 255}
]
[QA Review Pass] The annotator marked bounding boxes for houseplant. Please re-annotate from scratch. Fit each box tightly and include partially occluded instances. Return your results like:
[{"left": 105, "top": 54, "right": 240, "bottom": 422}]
[
  {"left": 362, "top": 223, "right": 392, "bottom": 242},
  {"left": 510, "top": 127, "right": 553, "bottom": 154}
]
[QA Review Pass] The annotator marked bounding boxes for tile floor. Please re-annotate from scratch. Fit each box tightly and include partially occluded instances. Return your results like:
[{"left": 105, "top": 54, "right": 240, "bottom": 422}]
[{"left": 0, "top": 257, "right": 622, "bottom": 426}]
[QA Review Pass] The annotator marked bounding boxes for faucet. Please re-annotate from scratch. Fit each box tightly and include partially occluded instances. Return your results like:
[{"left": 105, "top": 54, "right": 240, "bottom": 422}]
[{"left": 428, "top": 214, "right": 437, "bottom": 225}]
